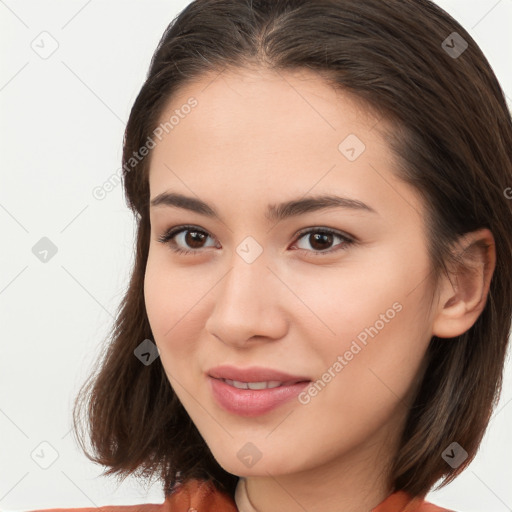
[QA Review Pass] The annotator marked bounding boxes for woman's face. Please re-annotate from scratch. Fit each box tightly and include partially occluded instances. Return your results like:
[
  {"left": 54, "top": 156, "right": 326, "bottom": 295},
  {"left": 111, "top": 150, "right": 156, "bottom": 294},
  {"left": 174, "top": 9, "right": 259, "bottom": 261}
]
[{"left": 144, "top": 67, "right": 438, "bottom": 479}]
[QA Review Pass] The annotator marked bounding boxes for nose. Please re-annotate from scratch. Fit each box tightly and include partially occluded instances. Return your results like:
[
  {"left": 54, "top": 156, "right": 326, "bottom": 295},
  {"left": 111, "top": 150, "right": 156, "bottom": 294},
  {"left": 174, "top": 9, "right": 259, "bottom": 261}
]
[{"left": 204, "top": 249, "right": 289, "bottom": 348}]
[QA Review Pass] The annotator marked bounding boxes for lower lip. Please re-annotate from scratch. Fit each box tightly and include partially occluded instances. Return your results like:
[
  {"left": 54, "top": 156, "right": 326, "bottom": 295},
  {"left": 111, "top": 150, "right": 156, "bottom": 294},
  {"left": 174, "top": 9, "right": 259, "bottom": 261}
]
[{"left": 208, "top": 377, "right": 310, "bottom": 417}]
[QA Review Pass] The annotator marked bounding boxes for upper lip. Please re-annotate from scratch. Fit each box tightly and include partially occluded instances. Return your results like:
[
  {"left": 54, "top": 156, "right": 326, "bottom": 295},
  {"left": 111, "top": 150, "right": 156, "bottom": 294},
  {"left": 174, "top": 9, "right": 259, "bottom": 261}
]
[{"left": 207, "top": 365, "right": 311, "bottom": 384}]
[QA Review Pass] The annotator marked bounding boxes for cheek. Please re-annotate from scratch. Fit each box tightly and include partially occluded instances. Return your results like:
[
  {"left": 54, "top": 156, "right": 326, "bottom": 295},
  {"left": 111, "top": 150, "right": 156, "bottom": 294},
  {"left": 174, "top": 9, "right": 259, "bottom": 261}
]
[
  {"left": 144, "top": 249, "right": 202, "bottom": 336},
  {"left": 143, "top": 250, "right": 216, "bottom": 386},
  {"left": 290, "top": 246, "right": 433, "bottom": 406},
  {"left": 144, "top": 256, "right": 172, "bottom": 337},
  {"left": 144, "top": 253, "right": 192, "bottom": 359},
  {"left": 311, "top": 285, "right": 432, "bottom": 427},
  {"left": 283, "top": 246, "right": 427, "bottom": 346},
  {"left": 294, "top": 298, "right": 431, "bottom": 456}
]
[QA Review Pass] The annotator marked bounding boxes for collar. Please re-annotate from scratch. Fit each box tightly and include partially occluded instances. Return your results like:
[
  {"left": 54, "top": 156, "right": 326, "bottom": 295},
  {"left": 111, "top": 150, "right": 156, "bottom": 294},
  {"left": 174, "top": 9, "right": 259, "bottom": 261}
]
[{"left": 165, "top": 478, "right": 442, "bottom": 512}]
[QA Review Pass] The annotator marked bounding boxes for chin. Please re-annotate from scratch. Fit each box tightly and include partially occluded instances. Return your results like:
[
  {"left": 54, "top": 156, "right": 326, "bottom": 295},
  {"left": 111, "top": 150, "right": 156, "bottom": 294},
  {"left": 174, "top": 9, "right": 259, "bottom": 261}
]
[{"left": 208, "top": 446, "right": 300, "bottom": 478}]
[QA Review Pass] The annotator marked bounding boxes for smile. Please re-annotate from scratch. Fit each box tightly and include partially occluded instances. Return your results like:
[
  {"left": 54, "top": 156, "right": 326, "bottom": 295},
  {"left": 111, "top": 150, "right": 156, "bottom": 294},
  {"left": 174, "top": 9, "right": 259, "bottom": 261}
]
[
  {"left": 208, "top": 376, "right": 310, "bottom": 417},
  {"left": 222, "top": 379, "right": 284, "bottom": 390}
]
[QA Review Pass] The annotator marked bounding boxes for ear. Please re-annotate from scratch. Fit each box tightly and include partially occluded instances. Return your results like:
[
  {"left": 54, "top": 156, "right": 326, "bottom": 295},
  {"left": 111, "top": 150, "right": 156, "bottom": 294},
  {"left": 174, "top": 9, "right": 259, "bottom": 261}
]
[{"left": 432, "top": 228, "right": 496, "bottom": 339}]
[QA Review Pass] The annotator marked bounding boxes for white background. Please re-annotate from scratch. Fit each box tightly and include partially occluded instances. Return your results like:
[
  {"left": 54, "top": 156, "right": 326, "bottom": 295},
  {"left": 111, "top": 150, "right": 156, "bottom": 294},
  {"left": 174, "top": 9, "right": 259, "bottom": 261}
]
[{"left": 0, "top": 0, "right": 511, "bottom": 510}]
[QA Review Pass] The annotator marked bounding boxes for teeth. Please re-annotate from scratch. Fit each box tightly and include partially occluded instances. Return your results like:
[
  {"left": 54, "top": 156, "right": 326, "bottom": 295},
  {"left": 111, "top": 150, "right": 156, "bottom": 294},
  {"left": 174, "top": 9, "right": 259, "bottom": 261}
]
[{"left": 224, "top": 379, "right": 283, "bottom": 390}]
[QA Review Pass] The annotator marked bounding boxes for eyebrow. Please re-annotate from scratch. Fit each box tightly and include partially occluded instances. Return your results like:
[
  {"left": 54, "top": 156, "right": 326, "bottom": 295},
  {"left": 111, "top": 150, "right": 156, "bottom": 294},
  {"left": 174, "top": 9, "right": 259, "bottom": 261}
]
[{"left": 150, "top": 191, "right": 377, "bottom": 223}]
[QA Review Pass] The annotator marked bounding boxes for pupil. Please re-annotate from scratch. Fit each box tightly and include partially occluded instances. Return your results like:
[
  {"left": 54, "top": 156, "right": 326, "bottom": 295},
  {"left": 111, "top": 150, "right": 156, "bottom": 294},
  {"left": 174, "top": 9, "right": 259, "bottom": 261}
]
[
  {"left": 186, "top": 231, "right": 205, "bottom": 248},
  {"left": 311, "top": 233, "right": 332, "bottom": 250}
]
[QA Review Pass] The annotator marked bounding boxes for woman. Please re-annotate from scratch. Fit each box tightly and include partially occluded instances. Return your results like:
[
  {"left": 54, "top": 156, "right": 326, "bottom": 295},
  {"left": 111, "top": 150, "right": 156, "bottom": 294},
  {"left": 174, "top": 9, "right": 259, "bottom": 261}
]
[{"left": 32, "top": 0, "right": 512, "bottom": 510}]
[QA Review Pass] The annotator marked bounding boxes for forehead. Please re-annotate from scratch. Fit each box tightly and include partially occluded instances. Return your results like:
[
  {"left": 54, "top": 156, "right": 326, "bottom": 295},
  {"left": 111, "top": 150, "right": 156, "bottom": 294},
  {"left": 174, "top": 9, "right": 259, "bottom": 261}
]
[
  {"left": 149, "top": 66, "right": 386, "bottom": 177},
  {"left": 155, "top": 66, "right": 380, "bottom": 144},
  {"left": 147, "top": 66, "right": 425, "bottom": 226}
]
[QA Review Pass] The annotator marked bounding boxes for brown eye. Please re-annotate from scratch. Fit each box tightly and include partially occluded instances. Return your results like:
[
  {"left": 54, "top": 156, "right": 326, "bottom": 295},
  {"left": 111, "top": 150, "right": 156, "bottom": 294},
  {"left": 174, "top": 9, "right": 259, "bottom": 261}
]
[
  {"left": 292, "top": 228, "right": 354, "bottom": 255},
  {"left": 184, "top": 230, "right": 208, "bottom": 248},
  {"left": 157, "top": 225, "right": 217, "bottom": 255},
  {"left": 308, "top": 232, "right": 334, "bottom": 251}
]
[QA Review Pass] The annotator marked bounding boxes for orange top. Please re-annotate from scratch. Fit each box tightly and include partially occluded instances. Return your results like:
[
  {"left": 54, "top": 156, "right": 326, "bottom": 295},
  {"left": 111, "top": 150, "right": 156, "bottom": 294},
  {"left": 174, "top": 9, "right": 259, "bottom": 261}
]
[{"left": 27, "top": 478, "right": 454, "bottom": 512}]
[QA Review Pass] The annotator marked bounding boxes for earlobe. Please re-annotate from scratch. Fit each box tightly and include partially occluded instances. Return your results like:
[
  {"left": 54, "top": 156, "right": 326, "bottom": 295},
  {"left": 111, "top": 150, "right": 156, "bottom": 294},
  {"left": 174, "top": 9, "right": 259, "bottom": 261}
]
[{"left": 431, "top": 228, "right": 496, "bottom": 339}]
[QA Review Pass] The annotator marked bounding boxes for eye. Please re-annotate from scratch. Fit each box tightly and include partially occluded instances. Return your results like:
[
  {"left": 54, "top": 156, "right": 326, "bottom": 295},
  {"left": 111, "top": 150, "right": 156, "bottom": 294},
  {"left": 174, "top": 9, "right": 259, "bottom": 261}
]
[
  {"left": 291, "top": 227, "right": 354, "bottom": 255},
  {"left": 157, "top": 225, "right": 355, "bottom": 257},
  {"left": 157, "top": 225, "right": 218, "bottom": 256}
]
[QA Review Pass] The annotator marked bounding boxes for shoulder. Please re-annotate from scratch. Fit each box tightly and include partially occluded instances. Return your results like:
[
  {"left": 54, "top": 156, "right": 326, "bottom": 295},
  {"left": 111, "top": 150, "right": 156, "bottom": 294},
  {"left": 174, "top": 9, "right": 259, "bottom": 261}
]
[
  {"left": 374, "top": 490, "right": 458, "bottom": 512},
  {"left": 405, "top": 496, "right": 458, "bottom": 512},
  {"left": 416, "top": 500, "right": 457, "bottom": 512},
  {"left": 25, "top": 478, "right": 238, "bottom": 512}
]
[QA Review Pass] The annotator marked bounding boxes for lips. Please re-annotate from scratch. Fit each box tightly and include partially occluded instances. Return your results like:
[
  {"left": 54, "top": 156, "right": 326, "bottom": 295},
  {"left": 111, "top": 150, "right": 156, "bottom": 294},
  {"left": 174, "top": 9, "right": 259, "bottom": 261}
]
[
  {"left": 207, "top": 365, "right": 311, "bottom": 386},
  {"left": 207, "top": 365, "right": 312, "bottom": 416}
]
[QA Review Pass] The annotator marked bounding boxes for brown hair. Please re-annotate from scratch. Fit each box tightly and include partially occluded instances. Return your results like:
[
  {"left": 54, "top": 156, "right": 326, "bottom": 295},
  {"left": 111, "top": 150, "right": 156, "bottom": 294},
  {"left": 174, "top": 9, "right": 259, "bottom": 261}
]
[{"left": 73, "top": 0, "right": 512, "bottom": 500}]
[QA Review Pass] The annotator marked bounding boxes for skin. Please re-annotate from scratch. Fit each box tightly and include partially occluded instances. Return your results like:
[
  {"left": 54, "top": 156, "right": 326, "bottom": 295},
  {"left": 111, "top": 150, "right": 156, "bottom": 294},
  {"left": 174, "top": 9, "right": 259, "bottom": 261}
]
[{"left": 144, "top": 66, "right": 495, "bottom": 512}]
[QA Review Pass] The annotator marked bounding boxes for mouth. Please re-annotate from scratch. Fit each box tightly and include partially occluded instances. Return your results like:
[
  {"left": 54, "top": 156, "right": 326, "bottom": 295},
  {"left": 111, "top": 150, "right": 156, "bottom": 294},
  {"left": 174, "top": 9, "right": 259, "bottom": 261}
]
[
  {"left": 206, "top": 366, "right": 312, "bottom": 417},
  {"left": 207, "top": 364, "right": 311, "bottom": 384},
  {"left": 218, "top": 378, "right": 309, "bottom": 390}
]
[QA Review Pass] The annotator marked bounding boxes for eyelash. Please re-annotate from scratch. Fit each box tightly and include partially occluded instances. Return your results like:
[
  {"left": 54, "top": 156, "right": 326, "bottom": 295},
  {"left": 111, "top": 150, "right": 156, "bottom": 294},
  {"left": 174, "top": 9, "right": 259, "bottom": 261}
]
[{"left": 157, "top": 224, "right": 356, "bottom": 257}]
